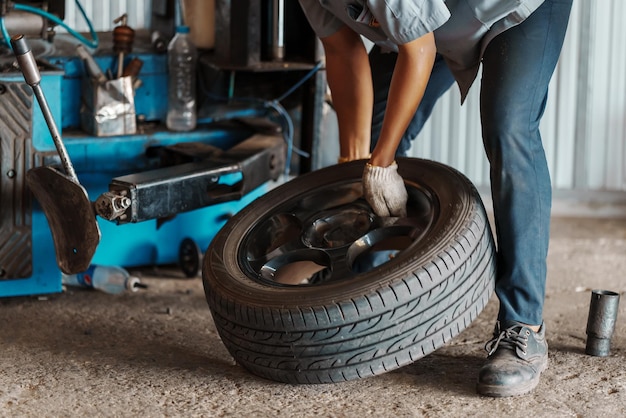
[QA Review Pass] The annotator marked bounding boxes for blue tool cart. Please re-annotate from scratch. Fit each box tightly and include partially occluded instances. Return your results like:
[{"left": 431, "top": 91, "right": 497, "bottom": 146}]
[
  {"left": 0, "top": 36, "right": 289, "bottom": 297},
  {"left": 0, "top": 0, "right": 324, "bottom": 298}
]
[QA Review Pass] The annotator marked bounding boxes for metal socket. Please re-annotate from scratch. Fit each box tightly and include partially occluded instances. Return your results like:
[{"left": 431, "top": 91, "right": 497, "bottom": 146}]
[{"left": 586, "top": 289, "right": 620, "bottom": 356}]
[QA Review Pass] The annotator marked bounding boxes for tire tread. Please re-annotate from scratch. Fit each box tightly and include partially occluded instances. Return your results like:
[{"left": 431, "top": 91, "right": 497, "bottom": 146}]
[{"left": 203, "top": 159, "right": 496, "bottom": 383}]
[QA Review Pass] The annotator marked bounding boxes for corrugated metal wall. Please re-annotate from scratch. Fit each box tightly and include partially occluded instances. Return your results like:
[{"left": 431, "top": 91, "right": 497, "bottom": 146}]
[
  {"left": 63, "top": 0, "right": 626, "bottom": 197},
  {"left": 63, "top": 0, "right": 150, "bottom": 33}
]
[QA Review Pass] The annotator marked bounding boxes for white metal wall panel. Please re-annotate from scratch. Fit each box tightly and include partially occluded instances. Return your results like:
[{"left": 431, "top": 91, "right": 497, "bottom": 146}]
[
  {"left": 606, "top": 1, "right": 626, "bottom": 191},
  {"left": 550, "top": 0, "right": 580, "bottom": 191},
  {"left": 582, "top": 0, "right": 626, "bottom": 191},
  {"left": 62, "top": 0, "right": 150, "bottom": 34},
  {"left": 409, "top": 72, "right": 488, "bottom": 187}
]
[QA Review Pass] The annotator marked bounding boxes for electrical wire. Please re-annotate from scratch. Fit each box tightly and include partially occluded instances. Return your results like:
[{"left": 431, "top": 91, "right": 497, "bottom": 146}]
[
  {"left": 1, "top": 0, "right": 98, "bottom": 50},
  {"left": 274, "top": 60, "right": 323, "bottom": 102},
  {"left": 266, "top": 99, "right": 296, "bottom": 176},
  {"left": 199, "top": 61, "right": 323, "bottom": 178},
  {"left": 0, "top": 14, "right": 9, "bottom": 48}
]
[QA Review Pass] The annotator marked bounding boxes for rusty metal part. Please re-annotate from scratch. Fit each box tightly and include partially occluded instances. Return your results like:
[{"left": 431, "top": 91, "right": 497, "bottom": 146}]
[
  {"left": 586, "top": 290, "right": 621, "bottom": 356},
  {"left": 112, "top": 14, "right": 134, "bottom": 52},
  {"left": 26, "top": 167, "right": 100, "bottom": 274},
  {"left": 113, "top": 14, "right": 135, "bottom": 78},
  {"left": 122, "top": 57, "right": 143, "bottom": 78},
  {"left": 96, "top": 134, "right": 286, "bottom": 224},
  {"left": 94, "top": 191, "right": 131, "bottom": 222},
  {"left": 76, "top": 44, "right": 107, "bottom": 84}
]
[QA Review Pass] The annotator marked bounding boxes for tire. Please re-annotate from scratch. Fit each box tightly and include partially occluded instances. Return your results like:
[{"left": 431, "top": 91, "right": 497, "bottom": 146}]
[{"left": 202, "top": 157, "right": 496, "bottom": 384}]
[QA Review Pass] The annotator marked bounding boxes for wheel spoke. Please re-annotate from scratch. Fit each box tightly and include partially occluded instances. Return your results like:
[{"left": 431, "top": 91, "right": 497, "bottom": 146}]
[{"left": 239, "top": 179, "right": 436, "bottom": 286}]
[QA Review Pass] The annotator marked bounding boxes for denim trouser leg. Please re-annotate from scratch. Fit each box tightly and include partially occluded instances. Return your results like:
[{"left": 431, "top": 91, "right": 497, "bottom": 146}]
[
  {"left": 480, "top": 0, "right": 572, "bottom": 325},
  {"left": 369, "top": 0, "right": 573, "bottom": 325},
  {"left": 370, "top": 49, "right": 455, "bottom": 155}
]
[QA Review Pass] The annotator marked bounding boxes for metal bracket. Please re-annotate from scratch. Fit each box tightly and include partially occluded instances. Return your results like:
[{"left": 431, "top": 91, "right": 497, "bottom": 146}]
[{"left": 94, "top": 133, "right": 286, "bottom": 224}]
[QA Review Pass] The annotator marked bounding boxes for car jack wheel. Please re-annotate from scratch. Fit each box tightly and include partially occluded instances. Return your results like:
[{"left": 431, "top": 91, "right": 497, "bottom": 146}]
[{"left": 179, "top": 237, "right": 202, "bottom": 278}]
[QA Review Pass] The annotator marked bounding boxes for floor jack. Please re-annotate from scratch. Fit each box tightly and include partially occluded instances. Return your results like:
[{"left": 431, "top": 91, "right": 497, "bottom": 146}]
[{"left": 0, "top": 35, "right": 286, "bottom": 297}]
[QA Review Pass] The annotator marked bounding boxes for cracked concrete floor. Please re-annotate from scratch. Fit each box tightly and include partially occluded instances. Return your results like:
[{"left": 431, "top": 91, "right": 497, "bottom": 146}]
[{"left": 1, "top": 215, "right": 626, "bottom": 417}]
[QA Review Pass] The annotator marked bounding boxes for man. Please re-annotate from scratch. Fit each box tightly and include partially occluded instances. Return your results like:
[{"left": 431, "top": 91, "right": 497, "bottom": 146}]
[{"left": 298, "top": 0, "right": 573, "bottom": 397}]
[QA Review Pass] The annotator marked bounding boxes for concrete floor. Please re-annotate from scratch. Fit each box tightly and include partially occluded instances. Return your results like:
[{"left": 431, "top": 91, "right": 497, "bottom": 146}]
[{"left": 1, "top": 215, "right": 626, "bottom": 417}]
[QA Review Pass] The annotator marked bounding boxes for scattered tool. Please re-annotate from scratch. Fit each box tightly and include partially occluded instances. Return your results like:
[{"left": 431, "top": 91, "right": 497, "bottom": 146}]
[
  {"left": 151, "top": 31, "right": 167, "bottom": 53},
  {"left": 75, "top": 44, "right": 107, "bottom": 84},
  {"left": 122, "top": 56, "right": 144, "bottom": 89},
  {"left": 112, "top": 14, "right": 135, "bottom": 78},
  {"left": 122, "top": 56, "right": 143, "bottom": 78}
]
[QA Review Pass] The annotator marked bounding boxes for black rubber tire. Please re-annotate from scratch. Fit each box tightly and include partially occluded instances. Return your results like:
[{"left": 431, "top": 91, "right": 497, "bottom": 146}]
[{"left": 203, "top": 157, "right": 496, "bottom": 384}]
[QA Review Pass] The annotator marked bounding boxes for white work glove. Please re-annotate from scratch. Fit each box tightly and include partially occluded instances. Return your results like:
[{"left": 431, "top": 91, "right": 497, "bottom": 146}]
[{"left": 362, "top": 161, "right": 408, "bottom": 217}]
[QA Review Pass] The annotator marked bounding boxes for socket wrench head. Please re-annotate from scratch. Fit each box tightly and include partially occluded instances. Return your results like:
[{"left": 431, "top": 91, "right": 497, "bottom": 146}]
[{"left": 586, "top": 289, "right": 620, "bottom": 356}]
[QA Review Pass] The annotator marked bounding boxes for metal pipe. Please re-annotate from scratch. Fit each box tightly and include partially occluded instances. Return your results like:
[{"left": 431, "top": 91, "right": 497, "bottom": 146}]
[
  {"left": 10, "top": 34, "right": 78, "bottom": 182},
  {"left": 586, "top": 289, "right": 620, "bottom": 356},
  {"left": 270, "top": 0, "right": 285, "bottom": 60},
  {"left": 3, "top": 11, "right": 46, "bottom": 38}
]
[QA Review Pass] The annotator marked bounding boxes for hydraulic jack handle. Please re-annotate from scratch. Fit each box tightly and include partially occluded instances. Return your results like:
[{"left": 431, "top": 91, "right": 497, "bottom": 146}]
[
  {"left": 11, "top": 34, "right": 101, "bottom": 274},
  {"left": 12, "top": 35, "right": 78, "bottom": 182}
]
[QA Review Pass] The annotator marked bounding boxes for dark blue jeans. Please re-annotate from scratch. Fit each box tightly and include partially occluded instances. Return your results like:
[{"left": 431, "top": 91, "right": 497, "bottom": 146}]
[{"left": 369, "top": 0, "right": 573, "bottom": 325}]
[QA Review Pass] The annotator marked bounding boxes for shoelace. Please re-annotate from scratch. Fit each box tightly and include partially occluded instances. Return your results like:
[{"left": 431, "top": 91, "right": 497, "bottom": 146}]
[{"left": 484, "top": 324, "right": 530, "bottom": 356}]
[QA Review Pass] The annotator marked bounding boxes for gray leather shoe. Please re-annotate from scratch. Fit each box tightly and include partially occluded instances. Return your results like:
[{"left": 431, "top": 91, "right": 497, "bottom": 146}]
[{"left": 476, "top": 321, "right": 548, "bottom": 397}]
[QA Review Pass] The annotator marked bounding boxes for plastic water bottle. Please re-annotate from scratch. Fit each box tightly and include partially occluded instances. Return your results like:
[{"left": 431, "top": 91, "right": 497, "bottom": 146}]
[
  {"left": 166, "top": 25, "right": 197, "bottom": 131},
  {"left": 61, "top": 265, "right": 144, "bottom": 295}
]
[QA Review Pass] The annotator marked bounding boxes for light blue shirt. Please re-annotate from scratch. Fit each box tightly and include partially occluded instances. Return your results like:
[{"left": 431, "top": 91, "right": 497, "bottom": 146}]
[
  {"left": 298, "top": 0, "right": 545, "bottom": 101},
  {"left": 298, "top": 0, "right": 450, "bottom": 50}
]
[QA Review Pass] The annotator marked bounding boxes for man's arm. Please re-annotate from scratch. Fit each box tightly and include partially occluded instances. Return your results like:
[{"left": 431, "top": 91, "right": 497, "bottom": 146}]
[
  {"left": 321, "top": 27, "right": 437, "bottom": 218},
  {"left": 369, "top": 32, "right": 437, "bottom": 167},
  {"left": 321, "top": 26, "right": 373, "bottom": 161}
]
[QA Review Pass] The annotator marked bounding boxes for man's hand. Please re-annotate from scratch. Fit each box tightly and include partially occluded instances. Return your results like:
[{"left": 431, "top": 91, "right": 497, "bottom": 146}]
[{"left": 362, "top": 161, "right": 408, "bottom": 217}]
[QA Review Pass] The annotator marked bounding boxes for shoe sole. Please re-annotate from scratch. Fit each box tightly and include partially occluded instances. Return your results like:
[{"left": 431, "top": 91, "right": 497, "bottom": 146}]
[{"left": 476, "top": 358, "right": 548, "bottom": 398}]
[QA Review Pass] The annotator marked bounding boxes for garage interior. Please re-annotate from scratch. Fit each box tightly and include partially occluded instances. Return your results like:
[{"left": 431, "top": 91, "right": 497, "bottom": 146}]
[{"left": 1, "top": 0, "right": 625, "bottom": 417}]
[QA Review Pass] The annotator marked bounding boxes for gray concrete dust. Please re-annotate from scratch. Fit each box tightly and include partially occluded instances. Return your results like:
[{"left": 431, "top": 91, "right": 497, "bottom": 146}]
[{"left": 1, "top": 216, "right": 626, "bottom": 417}]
